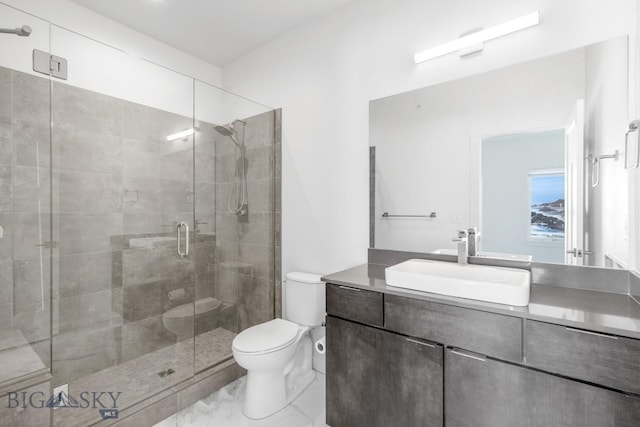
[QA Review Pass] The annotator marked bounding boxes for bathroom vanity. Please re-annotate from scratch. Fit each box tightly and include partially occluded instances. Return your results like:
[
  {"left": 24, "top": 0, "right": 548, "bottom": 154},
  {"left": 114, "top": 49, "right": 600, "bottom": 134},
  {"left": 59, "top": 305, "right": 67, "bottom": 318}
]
[{"left": 323, "top": 260, "right": 640, "bottom": 427}]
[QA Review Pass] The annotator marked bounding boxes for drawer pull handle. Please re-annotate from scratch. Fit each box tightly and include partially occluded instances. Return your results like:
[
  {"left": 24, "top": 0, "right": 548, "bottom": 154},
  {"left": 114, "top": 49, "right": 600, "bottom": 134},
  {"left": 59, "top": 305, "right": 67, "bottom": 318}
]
[
  {"left": 565, "top": 327, "right": 618, "bottom": 340},
  {"left": 451, "top": 349, "right": 486, "bottom": 362},
  {"left": 406, "top": 338, "right": 435, "bottom": 348},
  {"left": 338, "top": 285, "right": 361, "bottom": 292}
]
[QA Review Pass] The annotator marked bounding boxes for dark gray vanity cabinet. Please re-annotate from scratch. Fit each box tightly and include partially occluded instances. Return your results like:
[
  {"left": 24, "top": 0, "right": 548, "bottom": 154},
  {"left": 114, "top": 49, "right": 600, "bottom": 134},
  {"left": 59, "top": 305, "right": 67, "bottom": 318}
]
[
  {"left": 326, "top": 316, "right": 444, "bottom": 427},
  {"left": 445, "top": 348, "right": 640, "bottom": 427},
  {"left": 325, "top": 282, "right": 640, "bottom": 427}
]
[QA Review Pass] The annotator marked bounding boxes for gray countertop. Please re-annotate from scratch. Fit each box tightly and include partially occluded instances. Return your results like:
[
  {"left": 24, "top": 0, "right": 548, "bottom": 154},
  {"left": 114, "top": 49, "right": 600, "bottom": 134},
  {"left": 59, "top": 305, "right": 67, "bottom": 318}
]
[{"left": 322, "top": 263, "right": 640, "bottom": 340}]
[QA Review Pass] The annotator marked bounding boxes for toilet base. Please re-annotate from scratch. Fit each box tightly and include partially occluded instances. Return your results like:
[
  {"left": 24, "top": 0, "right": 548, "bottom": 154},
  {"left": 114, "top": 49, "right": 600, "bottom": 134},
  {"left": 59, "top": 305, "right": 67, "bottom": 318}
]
[{"left": 243, "top": 369, "right": 287, "bottom": 419}]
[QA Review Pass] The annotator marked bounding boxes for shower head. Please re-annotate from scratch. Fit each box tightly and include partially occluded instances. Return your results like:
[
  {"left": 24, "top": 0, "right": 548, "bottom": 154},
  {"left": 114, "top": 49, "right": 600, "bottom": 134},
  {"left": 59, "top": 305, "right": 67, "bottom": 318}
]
[
  {"left": 213, "top": 124, "right": 242, "bottom": 148},
  {"left": 213, "top": 124, "right": 234, "bottom": 137}
]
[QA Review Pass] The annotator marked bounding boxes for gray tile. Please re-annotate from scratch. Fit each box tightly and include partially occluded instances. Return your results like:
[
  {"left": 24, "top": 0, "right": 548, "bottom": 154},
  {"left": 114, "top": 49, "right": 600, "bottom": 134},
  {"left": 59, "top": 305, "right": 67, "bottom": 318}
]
[
  {"left": 0, "top": 260, "right": 13, "bottom": 306},
  {"left": 52, "top": 125, "right": 122, "bottom": 174},
  {"left": 246, "top": 179, "right": 274, "bottom": 214},
  {"left": 238, "top": 243, "right": 274, "bottom": 280},
  {"left": 58, "top": 251, "right": 119, "bottom": 298},
  {"left": 0, "top": 302, "right": 12, "bottom": 334},
  {"left": 0, "top": 164, "right": 11, "bottom": 212},
  {"left": 0, "top": 122, "right": 11, "bottom": 165},
  {"left": 0, "top": 77, "right": 11, "bottom": 125},
  {"left": 55, "top": 213, "right": 123, "bottom": 255},
  {"left": 122, "top": 278, "right": 189, "bottom": 322},
  {"left": 237, "top": 213, "right": 274, "bottom": 245},
  {"left": 121, "top": 101, "right": 191, "bottom": 144},
  {"left": 215, "top": 182, "right": 233, "bottom": 213},
  {"left": 12, "top": 303, "right": 51, "bottom": 343},
  {"left": 238, "top": 274, "right": 274, "bottom": 330},
  {"left": 52, "top": 81, "right": 122, "bottom": 136},
  {"left": 215, "top": 152, "right": 237, "bottom": 184},
  {"left": 12, "top": 166, "right": 50, "bottom": 213},
  {"left": 52, "top": 325, "right": 121, "bottom": 385},
  {"left": 57, "top": 289, "right": 121, "bottom": 334},
  {"left": 122, "top": 316, "right": 175, "bottom": 362},
  {"left": 195, "top": 182, "right": 215, "bottom": 212},
  {"left": 245, "top": 146, "right": 274, "bottom": 181},
  {"left": 54, "top": 169, "right": 122, "bottom": 213},
  {"left": 243, "top": 110, "right": 274, "bottom": 149},
  {"left": 122, "top": 246, "right": 192, "bottom": 288},
  {"left": 12, "top": 120, "right": 49, "bottom": 167},
  {"left": 123, "top": 212, "right": 164, "bottom": 235},
  {"left": 13, "top": 72, "right": 50, "bottom": 125},
  {"left": 215, "top": 212, "right": 238, "bottom": 243},
  {"left": 162, "top": 147, "right": 193, "bottom": 184},
  {"left": 11, "top": 213, "right": 49, "bottom": 261},
  {"left": 0, "top": 380, "right": 51, "bottom": 427},
  {"left": 13, "top": 258, "right": 52, "bottom": 315},
  {"left": 122, "top": 137, "right": 162, "bottom": 178},
  {"left": 275, "top": 178, "right": 281, "bottom": 214},
  {"left": 631, "top": 271, "right": 640, "bottom": 302},
  {"left": 0, "top": 214, "right": 12, "bottom": 261},
  {"left": 161, "top": 179, "right": 194, "bottom": 213},
  {"left": 195, "top": 151, "right": 215, "bottom": 184},
  {"left": 213, "top": 267, "right": 239, "bottom": 304}
]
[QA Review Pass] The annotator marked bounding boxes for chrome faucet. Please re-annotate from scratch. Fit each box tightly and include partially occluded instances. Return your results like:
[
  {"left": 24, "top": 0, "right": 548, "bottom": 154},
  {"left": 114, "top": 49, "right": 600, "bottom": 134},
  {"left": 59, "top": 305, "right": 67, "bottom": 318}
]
[
  {"left": 453, "top": 230, "right": 468, "bottom": 265},
  {"left": 467, "top": 227, "right": 478, "bottom": 257}
]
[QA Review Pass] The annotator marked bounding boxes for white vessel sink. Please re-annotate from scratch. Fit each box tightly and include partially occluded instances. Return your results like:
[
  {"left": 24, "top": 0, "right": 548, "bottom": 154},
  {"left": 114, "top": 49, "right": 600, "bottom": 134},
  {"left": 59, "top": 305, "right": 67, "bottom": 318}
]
[
  {"left": 430, "top": 248, "right": 533, "bottom": 262},
  {"left": 385, "top": 259, "right": 531, "bottom": 306}
]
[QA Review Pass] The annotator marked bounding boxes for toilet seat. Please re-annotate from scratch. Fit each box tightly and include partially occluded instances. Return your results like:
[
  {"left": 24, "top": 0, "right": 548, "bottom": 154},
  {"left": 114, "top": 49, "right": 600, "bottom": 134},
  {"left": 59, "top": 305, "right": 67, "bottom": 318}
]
[{"left": 232, "top": 319, "right": 299, "bottom": 354}]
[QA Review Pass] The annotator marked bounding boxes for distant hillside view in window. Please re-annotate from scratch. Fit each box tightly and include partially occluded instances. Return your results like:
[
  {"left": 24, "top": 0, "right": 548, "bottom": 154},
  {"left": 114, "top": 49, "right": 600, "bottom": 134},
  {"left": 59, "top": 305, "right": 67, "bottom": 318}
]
[{"left": 530, "top": 173, "right": 565, "bottom": 239}]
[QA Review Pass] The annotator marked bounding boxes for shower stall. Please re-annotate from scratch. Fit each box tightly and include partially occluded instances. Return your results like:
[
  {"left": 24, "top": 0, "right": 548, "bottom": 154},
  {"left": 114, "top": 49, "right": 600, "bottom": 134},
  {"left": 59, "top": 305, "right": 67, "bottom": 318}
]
[{"left": 0, "top": 4, "right": 280, "bottom": 426}]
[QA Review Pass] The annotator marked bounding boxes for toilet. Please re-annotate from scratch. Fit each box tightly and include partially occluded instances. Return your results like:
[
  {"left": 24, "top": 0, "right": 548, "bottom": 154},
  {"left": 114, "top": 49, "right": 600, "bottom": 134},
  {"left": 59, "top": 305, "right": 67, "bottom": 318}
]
[
  {"left": 162, "top": 297, "right": 222, "bottom": 341},
  {"left": 232, "top": 272, "right": 325, "bottom": 419}
]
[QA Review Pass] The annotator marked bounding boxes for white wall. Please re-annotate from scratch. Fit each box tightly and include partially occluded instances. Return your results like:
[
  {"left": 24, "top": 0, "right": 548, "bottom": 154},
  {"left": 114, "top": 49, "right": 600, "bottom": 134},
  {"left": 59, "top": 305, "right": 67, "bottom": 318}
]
[
  {"left": 0, "top": 0, "right": 224, "bottom": 120},
  {"left": 0, "top": 0, "right": 221, "bottom": 86},
  {"left": 370, "top": 49, "right": 584, "bottom": 254},
  {"left": 584, "top": 37, "right": 629, "bottom": 267},
  {"left": 222, "top": 0, "right": 636, "bottom": 278}
]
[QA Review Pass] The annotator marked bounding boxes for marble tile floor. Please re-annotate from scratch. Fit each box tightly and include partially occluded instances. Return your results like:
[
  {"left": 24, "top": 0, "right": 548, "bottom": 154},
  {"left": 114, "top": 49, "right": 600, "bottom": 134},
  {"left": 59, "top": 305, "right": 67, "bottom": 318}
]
[
  {"left": 154, "top": 373, "right": 326, "bottom": 427},
  {"left": 54, "top": 327, "right": 236, "bottom": 427}
]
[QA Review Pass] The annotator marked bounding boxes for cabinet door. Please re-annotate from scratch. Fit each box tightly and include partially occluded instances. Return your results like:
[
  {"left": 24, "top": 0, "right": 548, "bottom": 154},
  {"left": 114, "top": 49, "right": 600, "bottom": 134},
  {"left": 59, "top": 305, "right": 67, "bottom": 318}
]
[
  {"left": 445, "top": 348, "right": 640, "bottom": 427},
  {"left": 327, "top": 316, "right": 443, "bottom": 427}
]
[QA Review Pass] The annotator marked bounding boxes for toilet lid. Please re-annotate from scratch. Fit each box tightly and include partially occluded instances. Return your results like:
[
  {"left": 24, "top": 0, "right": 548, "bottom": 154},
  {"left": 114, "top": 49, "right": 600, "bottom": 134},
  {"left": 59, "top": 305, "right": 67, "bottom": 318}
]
[{"left": 232, "top": 319, "right": 299, "bottom": 354}]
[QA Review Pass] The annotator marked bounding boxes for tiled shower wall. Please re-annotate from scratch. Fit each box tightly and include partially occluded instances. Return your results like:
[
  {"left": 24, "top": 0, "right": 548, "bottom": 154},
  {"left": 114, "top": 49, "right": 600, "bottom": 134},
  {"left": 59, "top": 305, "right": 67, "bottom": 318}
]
[
  {"left": 213, "top": 110, "right": 280, "bottom": 331},
  {"left": 0, "top": 65, "right": 281, "bottom": 392}
]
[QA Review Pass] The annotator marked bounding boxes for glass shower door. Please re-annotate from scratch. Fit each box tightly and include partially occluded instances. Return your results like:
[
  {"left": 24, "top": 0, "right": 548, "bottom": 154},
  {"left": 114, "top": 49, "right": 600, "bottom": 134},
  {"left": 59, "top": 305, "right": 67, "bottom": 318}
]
[
  {"left": 49, "top": 25, "right": 196, "bottom": 423},
  {"left": 0, "top": 5, "right": 52, "bottom": 390}
]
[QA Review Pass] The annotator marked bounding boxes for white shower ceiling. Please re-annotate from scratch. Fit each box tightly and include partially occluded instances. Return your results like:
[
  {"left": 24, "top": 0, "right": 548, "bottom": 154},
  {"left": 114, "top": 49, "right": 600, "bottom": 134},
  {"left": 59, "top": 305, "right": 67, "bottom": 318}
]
[{"left": 69, "top": 0, "right": 355, "bottom": 67}]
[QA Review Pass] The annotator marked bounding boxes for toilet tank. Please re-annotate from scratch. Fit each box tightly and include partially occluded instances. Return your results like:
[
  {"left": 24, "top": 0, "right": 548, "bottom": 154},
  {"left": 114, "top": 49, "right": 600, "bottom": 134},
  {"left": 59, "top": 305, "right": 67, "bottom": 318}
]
[{"left": 284, "top": 272, "right": 325, "bottom": 326}]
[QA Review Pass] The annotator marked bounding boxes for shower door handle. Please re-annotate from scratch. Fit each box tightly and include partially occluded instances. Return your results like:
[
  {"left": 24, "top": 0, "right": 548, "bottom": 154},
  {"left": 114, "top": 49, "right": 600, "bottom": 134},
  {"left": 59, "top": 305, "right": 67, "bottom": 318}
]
[{"left": 176, "top": 222, "right": 190, "bottom": 258}]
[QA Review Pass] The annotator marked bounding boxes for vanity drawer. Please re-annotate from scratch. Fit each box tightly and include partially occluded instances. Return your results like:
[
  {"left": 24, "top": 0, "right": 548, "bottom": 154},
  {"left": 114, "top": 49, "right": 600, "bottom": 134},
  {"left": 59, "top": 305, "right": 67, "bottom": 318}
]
[
  {"left": 326, "top": 283, "right": 383, "bottom": 326},
  {"left": 526, "top": 320, "right": 640, "bottom": 395},
  {"left": 385, "top": 294, "right": 522, "bottom": 362}
]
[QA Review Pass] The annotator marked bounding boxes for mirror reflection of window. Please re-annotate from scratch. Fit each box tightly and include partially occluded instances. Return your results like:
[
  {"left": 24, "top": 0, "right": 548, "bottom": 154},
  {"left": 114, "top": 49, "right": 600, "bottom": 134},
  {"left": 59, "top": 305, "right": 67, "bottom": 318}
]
[{"left": 529, "top": 172, "right": 565, "bottom": 241}]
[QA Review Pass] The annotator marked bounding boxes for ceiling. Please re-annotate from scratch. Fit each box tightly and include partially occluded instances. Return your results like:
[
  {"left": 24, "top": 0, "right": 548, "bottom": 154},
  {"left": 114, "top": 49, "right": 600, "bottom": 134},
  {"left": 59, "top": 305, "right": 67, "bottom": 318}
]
[{"left": 70, "top": 0, "right": 354, "bottom": 67}]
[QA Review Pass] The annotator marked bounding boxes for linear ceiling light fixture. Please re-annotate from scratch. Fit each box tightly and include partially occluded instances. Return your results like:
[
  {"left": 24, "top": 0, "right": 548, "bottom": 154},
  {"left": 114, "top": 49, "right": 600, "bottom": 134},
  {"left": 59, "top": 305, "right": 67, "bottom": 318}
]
[
  {"left": 414, "top": 11, "right": 540, "bottom": 64},
  {"left": 166, "top": 127, "right": 198, "bottom": 141}
]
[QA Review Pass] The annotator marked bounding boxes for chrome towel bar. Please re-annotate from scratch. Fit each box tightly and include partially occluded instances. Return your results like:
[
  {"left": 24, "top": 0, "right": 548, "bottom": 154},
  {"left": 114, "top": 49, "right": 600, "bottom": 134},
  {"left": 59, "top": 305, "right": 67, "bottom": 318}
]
[{"left": 382, "top": 212, "right": 437, "bottom": 218}]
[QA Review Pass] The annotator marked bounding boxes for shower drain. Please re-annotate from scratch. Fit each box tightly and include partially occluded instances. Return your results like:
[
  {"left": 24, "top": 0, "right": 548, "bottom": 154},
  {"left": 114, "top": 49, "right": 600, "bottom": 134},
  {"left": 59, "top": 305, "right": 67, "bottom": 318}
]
[{"left": 157, "top": 368, "right": 176, "bottom": 378}]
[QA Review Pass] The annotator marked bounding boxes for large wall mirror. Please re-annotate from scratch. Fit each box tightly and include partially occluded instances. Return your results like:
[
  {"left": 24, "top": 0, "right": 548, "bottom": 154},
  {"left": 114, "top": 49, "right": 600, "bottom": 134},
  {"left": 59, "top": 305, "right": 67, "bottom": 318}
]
[{"left": 370, "top": 35, "right": 637, "bottom": 268}]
